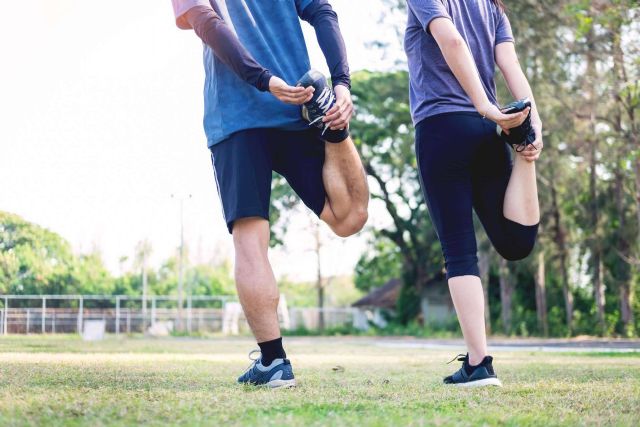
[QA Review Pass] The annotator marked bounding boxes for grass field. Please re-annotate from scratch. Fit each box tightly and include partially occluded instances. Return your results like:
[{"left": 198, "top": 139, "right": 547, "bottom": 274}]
[{"left": 0, "top": 336, "right": 639, "bottom": 426}]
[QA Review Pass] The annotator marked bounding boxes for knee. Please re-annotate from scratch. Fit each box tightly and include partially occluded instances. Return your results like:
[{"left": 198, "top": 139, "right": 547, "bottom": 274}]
[
  {"left": 332, "top": 208, "right": 368, "bottom": 237},
  {"left": 233, "top": 218, "right": 269, "bottom": 264},
  {"left": 495, "top": 220, "right": 539, "bottom": 261},
  {"left": 497, "top": 242, "right": 536, "bottom": 261}
]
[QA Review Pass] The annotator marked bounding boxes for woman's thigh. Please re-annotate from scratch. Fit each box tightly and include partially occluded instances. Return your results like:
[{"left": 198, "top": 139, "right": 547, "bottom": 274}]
[{"left": 415, "top": 113, "right": 491, "bottom": 278}]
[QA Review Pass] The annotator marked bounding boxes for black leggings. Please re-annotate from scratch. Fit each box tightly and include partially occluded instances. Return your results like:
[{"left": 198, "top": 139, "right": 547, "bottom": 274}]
[{"left": 416, "top": 112, "right": 539, "bottom": 280}]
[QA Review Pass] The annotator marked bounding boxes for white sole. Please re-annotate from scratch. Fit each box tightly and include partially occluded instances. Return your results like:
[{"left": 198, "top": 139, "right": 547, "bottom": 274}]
[
  {"left": 267, "top": 379, "right": 297, "bottom": 389},
  {"left": 454, "top": 378, "right": 503, "bottom": 388}
]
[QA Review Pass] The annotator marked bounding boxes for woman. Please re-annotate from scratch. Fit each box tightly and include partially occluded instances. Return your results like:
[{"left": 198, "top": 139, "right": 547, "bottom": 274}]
[{"left": 405, "top": 0, "right": 542, "bottom": 386}]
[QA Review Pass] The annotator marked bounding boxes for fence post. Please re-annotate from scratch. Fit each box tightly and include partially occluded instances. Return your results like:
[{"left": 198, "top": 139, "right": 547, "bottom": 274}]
[
  {"left": 42, "top": 297, "right": 46, "bottom": 334},
  {"left": 151, "top": 296, "right": 156, "bottom": 327},
  {"left": 115, "top": 296, "right": 121, "bottom": 336},
  {"left": 126, "top": 310, "right": 131, "bottom": 334},
  {"left": 77, "top": 297, "right": 83, "bottom": 335},
  {"left": 3, "top": 297, "right": 8, "bottom": 335},
  {"left": 187, "top": 296, "right": 193, "bottom": 334},
  {"left": 26, "top": 309, "right": 30, "bottom": 334}
]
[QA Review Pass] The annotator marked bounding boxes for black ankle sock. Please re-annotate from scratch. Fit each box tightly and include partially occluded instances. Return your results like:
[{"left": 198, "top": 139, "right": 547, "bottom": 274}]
[{"left": 258, "top": 337, "right": 286, "bottom": 366}]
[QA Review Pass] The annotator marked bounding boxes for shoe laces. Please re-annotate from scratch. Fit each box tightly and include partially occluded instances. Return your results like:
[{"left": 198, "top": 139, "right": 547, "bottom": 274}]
[
  {"left": 307, "top": 86, "right": 335, "bottom": 136},
  {"left": 242, "top": 349, "right": 262, "bottom": 374},
  {"left": 447, "top": 353, "right": 468, "bottom": 365},
  {"left": 513, "top": 117, "right": 537, "bottom": 153}
]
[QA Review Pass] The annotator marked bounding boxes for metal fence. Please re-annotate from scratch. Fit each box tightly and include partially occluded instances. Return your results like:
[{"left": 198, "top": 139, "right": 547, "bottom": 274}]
[{"left": 0, "top": 295, "right": 361, "bottom": 335}]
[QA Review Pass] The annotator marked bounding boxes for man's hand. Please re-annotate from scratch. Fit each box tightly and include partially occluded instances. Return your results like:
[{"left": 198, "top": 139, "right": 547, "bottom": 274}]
[
  {"left": 269, "top": 76, "right": 314, "bottom": 105},
  {"left": 322, "top": 85, "right": 353, "bottom": 130},
  {"left": 518, "top": 122, "right": 543, "bottom": 162}
]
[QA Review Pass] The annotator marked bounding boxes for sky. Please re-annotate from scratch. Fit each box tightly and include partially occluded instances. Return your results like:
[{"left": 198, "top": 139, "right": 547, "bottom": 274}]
[{"left": 0, "top": 0, "right": 403, "bottom": 282}]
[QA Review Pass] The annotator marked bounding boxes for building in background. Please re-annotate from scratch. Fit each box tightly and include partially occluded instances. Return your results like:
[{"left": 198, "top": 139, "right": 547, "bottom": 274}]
[{"left": 352, "top": 274, "right": 455, "bottom": 330}]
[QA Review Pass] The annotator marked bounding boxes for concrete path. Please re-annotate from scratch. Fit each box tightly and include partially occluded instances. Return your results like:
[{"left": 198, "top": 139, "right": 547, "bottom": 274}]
[{"left": 372, "top": 337, "right": 640, "bottom": 353}]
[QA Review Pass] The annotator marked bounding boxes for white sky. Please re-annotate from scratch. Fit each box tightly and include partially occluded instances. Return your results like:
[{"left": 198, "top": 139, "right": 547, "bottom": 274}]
[{"left": 0, "top": 0, "right": 402, "bottom": 282}]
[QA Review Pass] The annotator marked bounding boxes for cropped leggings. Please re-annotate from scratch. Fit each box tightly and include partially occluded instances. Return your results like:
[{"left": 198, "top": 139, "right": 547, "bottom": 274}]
[{"left": 416, "top": 112, "right": 539, "bottom": 280}]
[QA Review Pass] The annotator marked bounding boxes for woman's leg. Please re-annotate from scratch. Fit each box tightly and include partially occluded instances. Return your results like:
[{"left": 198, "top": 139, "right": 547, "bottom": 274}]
[
  {"left": 503, "top": 154, "right": 540, "bottom": 226},
  {"left": 448, "top": 275, "right": 488, "bottom": 365},
  {"left": 472, "top": 137, "right": 539, "bottom": 261},
  {"left": 416, "top": 115, "right": 488, "bottom": 366}
]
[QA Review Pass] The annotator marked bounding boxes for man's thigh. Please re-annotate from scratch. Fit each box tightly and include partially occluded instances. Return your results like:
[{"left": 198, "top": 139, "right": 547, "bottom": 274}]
[
  {"left": 270, "top": 129, "right": 327, "bottom": 217},
  {"left": 209, "top": 129, "right": 273, "bottom": 234}
]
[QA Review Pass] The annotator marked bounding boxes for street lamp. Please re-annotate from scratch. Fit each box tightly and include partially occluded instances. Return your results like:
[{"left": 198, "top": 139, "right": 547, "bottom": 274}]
[{"left": 171, "top": 193, "right": 192, "bottom": 331}]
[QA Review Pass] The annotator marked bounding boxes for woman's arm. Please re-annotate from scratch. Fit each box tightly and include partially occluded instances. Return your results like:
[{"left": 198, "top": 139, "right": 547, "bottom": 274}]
[
  {"left": 428, "top": 18, "right": 528, "bottom": 130},
  {"left": 495, "top": 42, "right": 541, "bottom": 127},
  {"left": 495, "top": 42, "right": 543, "bottom": 161}
]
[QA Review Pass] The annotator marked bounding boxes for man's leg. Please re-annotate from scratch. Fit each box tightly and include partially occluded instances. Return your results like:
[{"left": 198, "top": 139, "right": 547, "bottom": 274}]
[
  {"left": 211, "top": 131, "right": 294, "bottom": 387},
  {"left": 232, "top": 217, "right": 281, "bottom": 345},
  {"left": 320, "top": 137, "right": 369, "bottom": 237}
]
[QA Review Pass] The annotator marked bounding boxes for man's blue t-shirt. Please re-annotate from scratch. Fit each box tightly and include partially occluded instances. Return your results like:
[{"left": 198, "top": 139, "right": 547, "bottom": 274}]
[
  {"left": 174, "top": 0, "right": 314, "bottom": 147},
  {"left": 404, "top": 0, "right": 514, "bottom": 125}
]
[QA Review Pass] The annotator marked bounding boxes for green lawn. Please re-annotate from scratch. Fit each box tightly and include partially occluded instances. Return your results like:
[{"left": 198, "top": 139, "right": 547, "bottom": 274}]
[{"left": 0, "top": 336, "right": 638, "bottom": 426}]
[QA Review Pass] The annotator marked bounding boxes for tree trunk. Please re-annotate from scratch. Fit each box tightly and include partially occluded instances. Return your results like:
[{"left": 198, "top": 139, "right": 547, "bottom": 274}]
[
  {"left": 498, "top": 258, "right": 512, "bottom": 335},
  {"left": 589, "top": 129, "right": 606, "bottom": 336},
  {"left": 636, "top": 158, "right": 640, "bottom": 258},
  {"left": 534, "top": 250, "right": 549, "bottom": 337},
  {"left": 594, "top": 259, "right": 606, "bottom": 335},
  {"left": 478, "top": 248, "right": 491, "bottom": 335},
  {"left": 586, "top": 23, "right": 606, "bottom": 336},
  {"left": 549, "top": 165, "right": 573, "bottom": 334},
  {"left": 609, "top": 19, "right": 635, "bottom": 338},
  {"left": 620, "top": 284, "right": 634, "bottom": 337},
  {"left": 614, "top": 166, "right": 634, "bottom": 337},
  {"left": 397, "top": 264, "right": 423, "bottom": 325}
]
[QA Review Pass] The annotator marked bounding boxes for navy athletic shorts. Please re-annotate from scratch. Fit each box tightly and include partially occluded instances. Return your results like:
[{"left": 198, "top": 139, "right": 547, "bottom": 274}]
[{"left": 210, "top": 128, "right": 326, "bottom": 233}]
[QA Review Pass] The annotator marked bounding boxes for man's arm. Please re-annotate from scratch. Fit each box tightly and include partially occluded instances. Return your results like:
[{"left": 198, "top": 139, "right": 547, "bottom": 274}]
[
  {"left": 183, "top": 6, "right": 272, "bottom": 91},
  {"left": 173, "top": 1, "right": 313, "bottom": 104},
  {"left": 299, "top": 0, "right": 350, "bottom": 89},
  {"left": 299, "top": 0, "right": 351, "bottom": 129}
]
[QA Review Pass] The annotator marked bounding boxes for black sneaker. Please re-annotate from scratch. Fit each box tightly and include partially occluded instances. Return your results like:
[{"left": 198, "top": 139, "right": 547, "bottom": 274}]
[
  {"left": 443, "top": 353, "right": 502, "bottom": 387},
  {"left": 497, "top": 101, "right": 536, "bottom": 152},
  {"left": 296, "top": 69, "right": 349, "bottom": 143}
]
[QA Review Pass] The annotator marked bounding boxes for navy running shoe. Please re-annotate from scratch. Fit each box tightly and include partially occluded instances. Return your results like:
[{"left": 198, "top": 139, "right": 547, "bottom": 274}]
[
  {"left": 443, "top": 353, "right": 502, "bottom": 387},
  {"left": 297, "top": 69, "right": 349, "bottom": 143},
  {"left": 237, "top": 350, "right": 296, "bottom": 388}
]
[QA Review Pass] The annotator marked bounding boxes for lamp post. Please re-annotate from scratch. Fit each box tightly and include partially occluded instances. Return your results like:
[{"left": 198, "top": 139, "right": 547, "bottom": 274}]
[{"left": 171, "top": 194, "right": 192, "bottom": 331}]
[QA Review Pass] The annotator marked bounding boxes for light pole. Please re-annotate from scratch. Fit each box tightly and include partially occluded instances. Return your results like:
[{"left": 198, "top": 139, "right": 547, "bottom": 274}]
[{"left": 171, "top": 193, "right": 192, "bottom": 331}]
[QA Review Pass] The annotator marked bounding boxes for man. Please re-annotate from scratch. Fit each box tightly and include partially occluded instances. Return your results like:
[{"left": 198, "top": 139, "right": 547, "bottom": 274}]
[{"left": 171, "top": 0, "right": 369, "bottom": 388}]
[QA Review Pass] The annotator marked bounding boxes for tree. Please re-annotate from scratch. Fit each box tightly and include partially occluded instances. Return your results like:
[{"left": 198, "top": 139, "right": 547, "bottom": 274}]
[
  {"left": 0, "top": 211, "right": 114, "bottom": 298},
  {"left": 350, "top": 70, "right": 443, "bottom": 323},
  {"left": 354, "top": 239, "right": 402, "bottom": 292}
]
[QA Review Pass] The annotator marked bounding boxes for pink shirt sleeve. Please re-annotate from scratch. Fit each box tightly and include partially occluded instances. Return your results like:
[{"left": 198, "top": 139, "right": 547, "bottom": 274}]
[{"left": 172, "top": 0, "right": 212, "bottom": 29}]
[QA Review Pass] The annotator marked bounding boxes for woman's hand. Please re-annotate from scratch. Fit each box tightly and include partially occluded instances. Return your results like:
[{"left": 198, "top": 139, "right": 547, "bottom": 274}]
[
  {"left": 518, "top": 122, "right": 544, "bottom": 162},
  {"left": 322, "top": 85, "right": 353, "bottom": 130},
  {"left": 482, "top": 103, "right": 530, "bottom": 134},
  {"left": 269, "top": 76, "right": 314, "bottom": 105}
]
